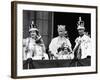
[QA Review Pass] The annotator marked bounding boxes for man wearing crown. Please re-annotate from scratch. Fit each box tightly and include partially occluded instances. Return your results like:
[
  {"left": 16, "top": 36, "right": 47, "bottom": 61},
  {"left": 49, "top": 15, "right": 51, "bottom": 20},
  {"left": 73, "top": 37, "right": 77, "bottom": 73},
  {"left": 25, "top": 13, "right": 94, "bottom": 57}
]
[
  {"left": 23, "top": 21, "right": 48, "bottom": 61},
  {"left": 73, "top": 17, "right": 91, "bottom": 59},
  {"left": 49, "top": 25, "right": 73, "bottom": 60}
]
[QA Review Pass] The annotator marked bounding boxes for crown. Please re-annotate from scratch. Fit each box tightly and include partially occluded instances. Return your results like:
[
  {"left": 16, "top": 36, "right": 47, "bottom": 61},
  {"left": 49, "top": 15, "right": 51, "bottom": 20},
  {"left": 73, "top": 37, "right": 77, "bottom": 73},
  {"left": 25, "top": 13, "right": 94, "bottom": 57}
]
[
  {"left": 29, "top": 21, "right": 38, "bottom": 32},
  {"left": 77, "top": 17, "right": 85, "bottom": 30},
  {"left": 57, "top": 25, "right": 66, "bottom": 31}
]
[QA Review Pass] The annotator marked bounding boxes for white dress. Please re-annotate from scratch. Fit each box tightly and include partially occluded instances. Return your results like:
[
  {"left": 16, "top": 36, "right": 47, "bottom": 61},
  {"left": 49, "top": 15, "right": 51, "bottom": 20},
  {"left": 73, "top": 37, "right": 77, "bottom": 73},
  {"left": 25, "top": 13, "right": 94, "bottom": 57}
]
[
  {"left": 49, "top": 36, "right": 73, "bottom": 59},
  {"left": 23, "top": 37, "right": 48, "bottom": 60}
]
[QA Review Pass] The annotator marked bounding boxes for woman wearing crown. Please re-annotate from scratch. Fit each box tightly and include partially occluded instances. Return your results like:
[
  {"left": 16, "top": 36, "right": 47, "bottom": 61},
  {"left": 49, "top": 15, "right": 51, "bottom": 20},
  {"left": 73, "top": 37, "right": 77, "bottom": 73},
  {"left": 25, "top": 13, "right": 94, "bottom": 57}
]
[{"left": 23, "top": 21, "right": 48, "bottom": 60}]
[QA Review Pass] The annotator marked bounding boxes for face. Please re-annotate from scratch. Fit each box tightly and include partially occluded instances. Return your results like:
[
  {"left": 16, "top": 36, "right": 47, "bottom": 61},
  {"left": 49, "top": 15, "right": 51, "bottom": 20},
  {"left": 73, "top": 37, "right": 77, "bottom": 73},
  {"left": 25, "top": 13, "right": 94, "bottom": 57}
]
[
  {"left": 64, "top": 47, "right": 68, "bottom": 54},
  {"left": 58, "top": 29, "right": 65, "bottom": 37},
  {"left": 30, "top": 30, "right": 37, "bottom": 39},
  {"left": 78, "top": 29, "right": 85, "bottom": 36}
]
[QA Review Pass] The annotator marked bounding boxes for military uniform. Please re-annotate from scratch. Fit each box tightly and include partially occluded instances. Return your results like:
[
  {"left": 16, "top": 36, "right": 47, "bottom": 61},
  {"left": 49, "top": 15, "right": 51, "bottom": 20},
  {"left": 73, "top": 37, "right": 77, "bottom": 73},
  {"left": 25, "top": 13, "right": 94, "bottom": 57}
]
[
  {"left": 75, "top": 34, "right": 91, "bottom": 59},
  {"left": 74, "top": 17, "right": 91, "bottom": 59}
]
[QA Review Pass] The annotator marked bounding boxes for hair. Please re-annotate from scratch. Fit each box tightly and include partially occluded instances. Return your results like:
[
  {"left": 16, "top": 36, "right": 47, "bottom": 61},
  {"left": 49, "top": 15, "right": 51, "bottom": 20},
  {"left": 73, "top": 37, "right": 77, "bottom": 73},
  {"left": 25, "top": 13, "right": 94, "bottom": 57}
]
[
  {"left": 29, "top": 30, "right": 39, "bottom": 36},
  {"left": 35, "top": 30, "right": 39, "bottom": 36}
]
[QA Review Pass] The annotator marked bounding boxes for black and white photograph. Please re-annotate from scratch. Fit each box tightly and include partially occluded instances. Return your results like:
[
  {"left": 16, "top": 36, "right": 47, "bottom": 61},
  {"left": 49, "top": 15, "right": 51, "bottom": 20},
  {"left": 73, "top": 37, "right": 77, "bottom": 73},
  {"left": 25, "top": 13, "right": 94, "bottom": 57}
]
[
  {"left": 11, "top": 1, "right": 97, "bottom": 78},
  {"left": 23, "top": 10, "right": 91, "bottom": 69}
]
